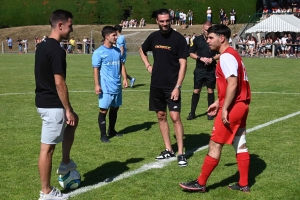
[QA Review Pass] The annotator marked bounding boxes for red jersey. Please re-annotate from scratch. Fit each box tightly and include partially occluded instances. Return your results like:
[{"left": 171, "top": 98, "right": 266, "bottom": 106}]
[{"left": 216, "top": 47, "right": 251, "bottom": 107}]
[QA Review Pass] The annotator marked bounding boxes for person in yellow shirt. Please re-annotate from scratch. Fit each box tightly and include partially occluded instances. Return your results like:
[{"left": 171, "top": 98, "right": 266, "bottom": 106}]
[{"left": 68, "top": 37, "right": 76, "bottom": 54}]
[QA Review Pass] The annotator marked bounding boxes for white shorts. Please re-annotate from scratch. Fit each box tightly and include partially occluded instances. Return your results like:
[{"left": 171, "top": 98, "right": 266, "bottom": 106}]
[
  {"left": 230, "top": 16, "right": 235, "bottom": 20},
  {"left": 37, "top": 108, "right": 66, "bottom": 144}
]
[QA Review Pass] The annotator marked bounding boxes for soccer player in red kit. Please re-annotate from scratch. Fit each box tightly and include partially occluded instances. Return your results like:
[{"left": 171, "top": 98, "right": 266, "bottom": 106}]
[{"left": 179, "top": 24, "right": 251, "bottom": 193}]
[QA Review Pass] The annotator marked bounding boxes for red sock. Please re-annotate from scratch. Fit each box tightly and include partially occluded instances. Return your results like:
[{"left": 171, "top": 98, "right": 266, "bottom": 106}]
[
  {"left": 236, "top": 152, "right": 250, "bottom": 186},
  {"left": 197, "top": 155, "right": 219, "bottom": 186}
]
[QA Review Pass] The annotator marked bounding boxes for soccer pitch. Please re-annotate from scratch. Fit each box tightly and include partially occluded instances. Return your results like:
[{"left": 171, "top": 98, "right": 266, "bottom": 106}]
[{"left": 0, "top": 54, "right": 299, "bottom": 200}]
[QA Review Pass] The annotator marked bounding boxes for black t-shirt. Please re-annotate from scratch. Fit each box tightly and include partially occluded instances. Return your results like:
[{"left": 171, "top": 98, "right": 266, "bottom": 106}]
[
  {"left": 189, "top": 35, "right": 218, "bottom": 69},
  {"left": 286, "top": 38, "right": 293, "bottom": 45},
  {"left": 142, "top": 29, "right": 189, "bottom": 89},
  {"left": 35, "top": 38, "right": 66, "bottom": 108}
]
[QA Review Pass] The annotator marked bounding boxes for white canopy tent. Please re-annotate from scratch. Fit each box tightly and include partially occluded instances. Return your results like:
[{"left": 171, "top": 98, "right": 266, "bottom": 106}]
[{"left": 245, "top": 15, "right": 300, "bottom": 33}]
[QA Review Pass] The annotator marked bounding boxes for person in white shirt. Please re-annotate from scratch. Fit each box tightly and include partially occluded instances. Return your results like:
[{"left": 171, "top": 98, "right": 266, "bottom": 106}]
[
  {"left": 281, "top": 34, "right": 288, "bottom": 57},
  {"left": 247, "top": 37, "right": 256, "bottom": 57},
  {"left": 182, "top": 12, "right": 187, "bottom": 29}
]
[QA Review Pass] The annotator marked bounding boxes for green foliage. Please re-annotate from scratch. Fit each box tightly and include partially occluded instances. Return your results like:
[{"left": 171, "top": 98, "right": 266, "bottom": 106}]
[{"left": 0, "top": 0, "right": 257, "bottom": 27}]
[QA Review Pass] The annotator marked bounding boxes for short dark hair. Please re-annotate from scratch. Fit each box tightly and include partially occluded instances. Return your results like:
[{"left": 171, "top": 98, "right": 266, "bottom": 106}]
[
  {"left": 102, "top": 26, "right": 117, "bottom": 38},
  {"left": 114, "top": 25, "right": 122, "bottom": 33},
  {"left": 156, "top": 8, "right": 170, "bottom": 18},
  {"left": 207, "top": 24, "right": 231, "bottom": 40},
  {"left": 49, "top": 9, "right": 73, "bottom": 28}
]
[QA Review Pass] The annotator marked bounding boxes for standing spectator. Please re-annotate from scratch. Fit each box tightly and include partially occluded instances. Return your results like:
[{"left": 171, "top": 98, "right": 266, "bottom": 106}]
[
  {"left": 76, "top": 38, "right": 82, "bottom": 54},
  {"left": 186, "top": 21, "right": 219, "bottom": 121},
  {"left": 187, "top": 10, "right": 193, "bottom": 26},
  {"left": 294, "top": 36, "right": 300, "bottom": 58},
  {"left": 139, "top": 18, "right": 145, "bottom": 27},
  {"left": 35, "top": 36, "right": 41, "bottom": 51},
  {"left": 230, "top": 9, "right": 236, "bottom": 25},
  {"left": 281, "top": 34, "right": 288, "bottom": 57},
  {"left": 238, "top": 36, "right": 246, "bottom": 56},
  {"left": 68, "top": 37, "right": 75, "bottom": 54},
  {"left": 17, "top": 37, "right": 23, "bottom": 54},
  {"left": 6, "top": 37, "right": 13, "bottom": 53},
  {"left": 86, "top": 38, "right": 91, "bottom": 54},
  {"left": 22, "top": 38, "right": 28, "bottom": 53},
  {"left": 274, "top": 37, "right": 282, "bottom": 57},
  {"left": 83, "top": 36, "right": 87, "bottom": 53},
  {"left": 207, "top": 7, "right": 212, "bottom": 22},
  {"left": 114, "top": 25, "right": 136, "bottom": 87},
  {"left": 219, "top": 9, "right": 226, "bottom": 24},
  {"left": 139, "top": 8, "right": 189, "bottom": 167},
  {"left": 180, "top": 24, "right": 251, "bottom": 193},
  {"left": 169, "top": 9, "right": 175, "bottom": 24},
  {"left": 92, "top": 26, "right": 128, "bottom": 143},
  {"left": 247, "top": 36, "right": 256, "bottom": 57},
  {"left": 175, "top": 9, "right": 180, "bottom": 26},
  {"left": 179, "top": 10, "right": 184, "bottom": 26},
  {"left": 286, "top": 33, "right": 293, "bottom": 57},
  {"left": 182, "top": 11, "right": 187, "bottom": 29},
  {"left": 35, "top": 9, "right": 79, "bottom": 200}
]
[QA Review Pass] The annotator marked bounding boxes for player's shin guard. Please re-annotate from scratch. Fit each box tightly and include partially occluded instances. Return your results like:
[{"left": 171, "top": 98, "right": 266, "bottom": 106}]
[
  {"left": 236, "top": 152, "right": 250, "bottom": 186},
  {"left": 98, "top": 112, "right": 107, "bottom": 136},
  {"left": 198, "top": 155, "right": 219, "bottom": 186},
  {"left": 191, "top": 93, "right": 200, "bottom": 114},
  {"left": 109, "top": 109, "right": 118, "bottom": 131}
]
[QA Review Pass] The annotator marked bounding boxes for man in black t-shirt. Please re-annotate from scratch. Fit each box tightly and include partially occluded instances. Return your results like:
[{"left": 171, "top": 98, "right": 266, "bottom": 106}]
[
  {"left": 34, "top": 9, "right": 78, "bottom": 199},
  {"left": 139, "top": 8, "right": 189, "bottom": 167},
  {"left": 187, "top": 21, "right": 219, "bottom": 121}
]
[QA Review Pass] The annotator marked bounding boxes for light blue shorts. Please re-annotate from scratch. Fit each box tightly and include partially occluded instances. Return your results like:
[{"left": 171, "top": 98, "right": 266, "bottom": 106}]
[
  {"left": 37, "top": 108, "right": 66, "bottom": 144},
  {"left": 99, "top": 93, "right": 122, "bottom": 109}
]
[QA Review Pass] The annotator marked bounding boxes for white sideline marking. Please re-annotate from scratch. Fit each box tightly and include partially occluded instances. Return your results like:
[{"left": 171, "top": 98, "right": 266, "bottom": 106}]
[
  {"left": 1, "top": 91, "right": 300, "bottom": 96},
  {"left": 69, "top": 111, "right": 300, "bottom": 197}
]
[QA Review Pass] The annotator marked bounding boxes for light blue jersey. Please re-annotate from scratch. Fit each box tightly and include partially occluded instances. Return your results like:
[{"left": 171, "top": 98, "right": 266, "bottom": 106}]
[
  {"left": 92, "top": 45, "right": 122, "bottom": 94},
  {"left": 116, "top": 35, "right": 127, "bottom": 63}
]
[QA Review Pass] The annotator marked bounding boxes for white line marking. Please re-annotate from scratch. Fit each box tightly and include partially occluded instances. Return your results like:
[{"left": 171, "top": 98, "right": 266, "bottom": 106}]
[
  {"left": 1, "top": 91, "right": 300, "bottom": 96},
  {"left": 69, "top": 111, "right": 300, "bottom": 197}
]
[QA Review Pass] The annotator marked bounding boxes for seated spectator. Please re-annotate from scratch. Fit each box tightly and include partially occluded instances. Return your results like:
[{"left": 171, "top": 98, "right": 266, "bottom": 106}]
[
  {"left": 122, "top": 19, "right": 129, "bottom": 28},
  {"left": 256, "top": 37, "right": 266, "bottom": 57},
  {"left": 139, "top": 18, "right": 145, "bottom": 27},
  {"left": 287, "top": 7, "right": 293, "bottom": 14},
  {"left": 265, "top": 36, "right": 273, "bottom": 57},
  {"left": 119, "top": 20, "right": 124, "bottom": 27},
  {"left": 274, "top": 37, "right": 282, "bottom": 57},
  {"left": 263, "top": 6, "right": 269, "bottom": 18}
]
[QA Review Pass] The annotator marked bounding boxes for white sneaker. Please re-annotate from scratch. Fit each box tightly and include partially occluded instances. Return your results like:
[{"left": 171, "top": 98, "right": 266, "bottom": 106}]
[
  {"left": 39, "top": 187, "right": 69, "bottom": 200},
  {"left": 130, "top": 78, "right": 136, "bottom": 88},
  {"left": 57, "top": 159, "right": 77, "bottom": 175}
]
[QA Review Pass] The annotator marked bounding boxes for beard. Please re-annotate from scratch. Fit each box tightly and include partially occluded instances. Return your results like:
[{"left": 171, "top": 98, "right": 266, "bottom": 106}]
[{"left": 159, "top": 24, "right": 171, "bottom": 34}]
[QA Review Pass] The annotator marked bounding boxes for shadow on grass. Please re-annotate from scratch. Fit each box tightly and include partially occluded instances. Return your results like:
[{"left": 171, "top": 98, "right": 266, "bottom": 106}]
[
  {"left": 206, "top": 154, "right": 266, "bottom": 191},
  {"left": 76, "top": 157, "right": 144, "bottom": 189},
  {"left": 172, "top": 133, "right": 211, "bottom": 159},
  {"left": 131, "top": 83, "right": 146, "bottom": 88},
  {"left": 117, "top": 121, "right": 156, "bottom": 135}
]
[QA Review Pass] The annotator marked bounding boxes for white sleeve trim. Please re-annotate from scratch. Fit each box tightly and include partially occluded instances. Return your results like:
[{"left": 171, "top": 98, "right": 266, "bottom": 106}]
[{"left": 220, "top": 53, "right": 238, "bottom": 79}]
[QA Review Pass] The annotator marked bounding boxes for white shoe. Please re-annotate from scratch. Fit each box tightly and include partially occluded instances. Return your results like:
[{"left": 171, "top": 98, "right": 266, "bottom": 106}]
[
  {"left": 57, "top": 159, "right": 77, "bottom": 175},
  {"left": 39, "top": 187, "right": 69, "bottom": 200}
]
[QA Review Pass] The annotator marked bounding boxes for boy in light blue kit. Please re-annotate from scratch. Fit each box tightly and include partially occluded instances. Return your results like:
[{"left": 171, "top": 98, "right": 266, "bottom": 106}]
[
  {"left": 114, "top": 24, "right": 136, "bottom": 87},
  {"left": 92, "top": 26, "right": 128, "bottom": 143}
]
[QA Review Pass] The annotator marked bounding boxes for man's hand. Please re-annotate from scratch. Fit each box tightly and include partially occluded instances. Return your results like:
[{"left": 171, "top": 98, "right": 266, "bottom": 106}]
[
  {"left": 123, "top": 79, "right": 128, "bottom": 88},
  {"left": 207, "top": 101, "right": 219, "bottom": 117},
  {"left": 200, "top": 57, "right": 212, "bottom": 65},
  {"left": 95, "top": 85, "right": 101, "bottom": 94},
  {"left": 222, "top": 108, "right": 230, "bottom": 126},
  {"left": 66, "top": 110, "right": 76, "bottom": 126},
  {"left": 171, "top": 88, "right": 180, "bottom": 101}
]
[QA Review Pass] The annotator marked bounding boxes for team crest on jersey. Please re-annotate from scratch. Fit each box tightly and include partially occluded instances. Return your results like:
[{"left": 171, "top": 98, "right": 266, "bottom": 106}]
[{"left": 190, "top": 41, "right": 193, "bottom": 47}]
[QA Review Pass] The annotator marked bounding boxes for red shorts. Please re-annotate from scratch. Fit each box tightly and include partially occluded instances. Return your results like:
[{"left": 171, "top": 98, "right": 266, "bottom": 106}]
[{"left": 211, "top": 102, "right": 249, "bottom": 144}]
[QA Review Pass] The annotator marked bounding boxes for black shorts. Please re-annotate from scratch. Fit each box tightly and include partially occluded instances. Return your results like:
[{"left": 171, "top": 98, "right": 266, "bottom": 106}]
[
  {"left": 149, "top": 86, "right": 181, "bottom": 112},
  {"left": 8, "top": 46, "right": 12, "bottom": 49},
  {"left": 194, "top": 67, "right": 216, "bottom": 89}
]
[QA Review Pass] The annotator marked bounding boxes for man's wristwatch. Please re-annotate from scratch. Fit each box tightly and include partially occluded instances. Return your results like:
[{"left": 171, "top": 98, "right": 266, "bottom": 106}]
[
  {"left": 175, "top": 85, "right": 181, "bottom": 90},
  {"left": 211, "top": 57, "right": 215, "bottom": 62}
]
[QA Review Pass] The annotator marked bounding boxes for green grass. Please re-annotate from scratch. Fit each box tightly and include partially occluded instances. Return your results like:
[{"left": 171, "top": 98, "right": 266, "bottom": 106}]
[{"left": 0, "top": 54, "right": 300, "bottom": 200}]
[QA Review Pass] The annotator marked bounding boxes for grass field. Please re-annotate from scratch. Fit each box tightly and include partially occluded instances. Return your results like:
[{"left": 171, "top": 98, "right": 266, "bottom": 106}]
[{"left": 0, "top": 54, "right": 300, "bottom": 200}]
